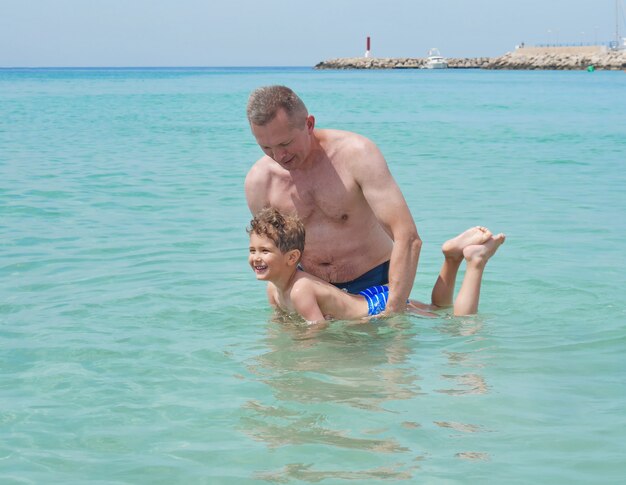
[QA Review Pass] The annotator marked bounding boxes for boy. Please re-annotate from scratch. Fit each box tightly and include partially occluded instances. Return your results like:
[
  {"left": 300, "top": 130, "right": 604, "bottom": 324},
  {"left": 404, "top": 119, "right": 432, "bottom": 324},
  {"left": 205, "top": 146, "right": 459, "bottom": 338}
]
[{"left": 248, "top": 208, "right": 505, "bottom": 324}]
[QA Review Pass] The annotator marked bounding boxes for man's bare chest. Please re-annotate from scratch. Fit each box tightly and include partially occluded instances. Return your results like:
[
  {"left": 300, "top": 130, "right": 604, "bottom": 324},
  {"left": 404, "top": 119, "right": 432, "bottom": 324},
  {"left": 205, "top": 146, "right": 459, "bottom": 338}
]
[{"left": 267, "top": 173, "right": 358, "bottom": 222}]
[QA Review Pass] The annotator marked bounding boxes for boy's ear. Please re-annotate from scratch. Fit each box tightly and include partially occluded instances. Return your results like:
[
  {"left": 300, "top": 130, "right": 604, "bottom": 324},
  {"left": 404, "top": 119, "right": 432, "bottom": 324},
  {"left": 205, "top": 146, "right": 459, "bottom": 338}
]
[{"left": 286, "top": 249, "right": 301, "bottom": 266}]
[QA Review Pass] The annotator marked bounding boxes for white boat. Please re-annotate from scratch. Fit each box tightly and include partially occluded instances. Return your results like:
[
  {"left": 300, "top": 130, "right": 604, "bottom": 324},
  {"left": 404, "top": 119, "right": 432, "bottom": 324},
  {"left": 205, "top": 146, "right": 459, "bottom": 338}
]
[
  {"left": 423, "top": 48, "right": 448, "bottom": 69},
  {"left": 609, "top": 0, "right": 626, "bottom": 50}
]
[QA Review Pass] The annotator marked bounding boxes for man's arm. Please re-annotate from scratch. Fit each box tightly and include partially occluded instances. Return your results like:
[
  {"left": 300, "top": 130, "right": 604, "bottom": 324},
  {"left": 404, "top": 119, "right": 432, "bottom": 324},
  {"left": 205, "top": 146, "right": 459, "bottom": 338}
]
[
  {"left": 351, "top": 138, "right": 422, "bottom": 314},
  {"left": 244, "top": 161, "right": 269, "bottom": 215}
]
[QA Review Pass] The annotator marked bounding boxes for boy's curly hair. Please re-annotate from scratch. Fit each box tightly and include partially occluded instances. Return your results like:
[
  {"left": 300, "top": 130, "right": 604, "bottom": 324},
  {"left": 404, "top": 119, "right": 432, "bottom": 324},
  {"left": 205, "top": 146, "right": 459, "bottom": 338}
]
[{"left": 247, "top": 208, "right": 305, "bottom": 254}]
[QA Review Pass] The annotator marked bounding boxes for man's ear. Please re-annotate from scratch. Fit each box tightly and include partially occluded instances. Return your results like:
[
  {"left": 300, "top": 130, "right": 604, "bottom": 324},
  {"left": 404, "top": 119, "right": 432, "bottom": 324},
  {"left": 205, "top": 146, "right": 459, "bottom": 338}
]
[
  {"left": 306, "top": 115, "right": 315, "bottom": 133},
  {"left": 287, "top": 249, "right": 301, "bottom": 266}
]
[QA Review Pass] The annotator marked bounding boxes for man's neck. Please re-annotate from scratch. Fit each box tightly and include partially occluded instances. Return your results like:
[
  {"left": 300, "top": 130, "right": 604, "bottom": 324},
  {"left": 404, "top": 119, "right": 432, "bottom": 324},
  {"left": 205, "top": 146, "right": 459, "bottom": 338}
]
[{"left": 296, "top": 131, "right": 322, "bottom": 173}]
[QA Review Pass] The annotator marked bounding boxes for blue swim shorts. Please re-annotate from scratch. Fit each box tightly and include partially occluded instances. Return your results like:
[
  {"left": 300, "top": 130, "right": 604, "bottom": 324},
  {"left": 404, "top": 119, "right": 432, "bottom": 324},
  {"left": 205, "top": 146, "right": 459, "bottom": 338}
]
[
  {"left": 359, "top": 285, "right": 389, "bottom": 316},
  {"left": 330, "top": 260, "right": 390, "bottom": 294}
]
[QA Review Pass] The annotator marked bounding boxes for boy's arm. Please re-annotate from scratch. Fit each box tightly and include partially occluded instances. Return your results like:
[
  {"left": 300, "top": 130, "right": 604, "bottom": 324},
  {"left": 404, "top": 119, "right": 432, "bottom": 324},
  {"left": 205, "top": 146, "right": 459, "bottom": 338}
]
[
  {"left": 266, "top": 284, "right": 279, "bottom": 308},
  {"left": 291, "top": 285, "right": 326, "bottom": 324}
]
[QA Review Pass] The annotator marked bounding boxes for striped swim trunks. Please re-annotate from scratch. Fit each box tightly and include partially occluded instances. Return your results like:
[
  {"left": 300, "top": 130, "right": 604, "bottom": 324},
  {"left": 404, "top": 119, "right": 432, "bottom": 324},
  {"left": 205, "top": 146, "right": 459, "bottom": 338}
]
[{"left": 359, "top": 285, "right": 389, "bottom": 316}]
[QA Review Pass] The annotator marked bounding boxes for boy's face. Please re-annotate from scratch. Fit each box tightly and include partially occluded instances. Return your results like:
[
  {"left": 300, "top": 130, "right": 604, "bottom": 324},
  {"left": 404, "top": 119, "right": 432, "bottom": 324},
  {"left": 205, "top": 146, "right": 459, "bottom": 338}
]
[{"left": 248, "top": 232, "right": 291, "bottom": 281}]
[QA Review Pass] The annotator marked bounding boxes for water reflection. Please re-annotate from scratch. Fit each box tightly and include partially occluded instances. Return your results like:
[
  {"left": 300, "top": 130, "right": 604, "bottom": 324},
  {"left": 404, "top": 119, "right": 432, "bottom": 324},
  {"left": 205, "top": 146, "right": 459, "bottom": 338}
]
[
  {"left": 437, "top": 373, "right": 489, "bottom": 395},
  {"left": 242, "top": 400, "right": 409, "bottom": 453},
  {"left": 435, "top": 316, "right": 491, "bottom": 396},
  {"left": 255, "top": 462, "right": 417, "bottom": 482},
  {"left": 455, "top": 451, "right": 490, "bottom": 461},
  {"left": 247, "top": 317, "right": 422, "bottom": 411},
  {"left": 434, "top": 421, "right": 485, "bottom": 433},
  {"left": 240, "top": 314, "right": 493, "bottom": 481},
  {"left": 437, "top": 314, "right": 485, "bottom": 337}
]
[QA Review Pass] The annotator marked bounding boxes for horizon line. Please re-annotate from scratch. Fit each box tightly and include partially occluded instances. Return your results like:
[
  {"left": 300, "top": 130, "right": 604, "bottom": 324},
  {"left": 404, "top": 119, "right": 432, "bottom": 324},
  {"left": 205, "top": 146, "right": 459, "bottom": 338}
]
[{"left": 0, "top": 65, "right": 313, "bottom": 70}]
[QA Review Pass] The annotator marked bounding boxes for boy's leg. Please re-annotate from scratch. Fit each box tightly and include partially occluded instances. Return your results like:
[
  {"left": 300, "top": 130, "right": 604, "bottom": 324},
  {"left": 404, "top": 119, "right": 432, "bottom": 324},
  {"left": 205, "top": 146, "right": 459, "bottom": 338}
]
[
  {"left": 431, "top": 227, "right": 491, "bottom": 308},
  {"left": 453, "top": 234, "right": 506, "bottom": 316}
]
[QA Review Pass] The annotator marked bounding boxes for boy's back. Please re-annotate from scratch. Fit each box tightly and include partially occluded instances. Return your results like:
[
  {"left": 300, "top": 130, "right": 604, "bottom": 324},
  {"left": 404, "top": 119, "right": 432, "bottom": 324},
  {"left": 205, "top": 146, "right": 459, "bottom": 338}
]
[{"left": 268, "top": 270, "right": 369, "bottom": 323}]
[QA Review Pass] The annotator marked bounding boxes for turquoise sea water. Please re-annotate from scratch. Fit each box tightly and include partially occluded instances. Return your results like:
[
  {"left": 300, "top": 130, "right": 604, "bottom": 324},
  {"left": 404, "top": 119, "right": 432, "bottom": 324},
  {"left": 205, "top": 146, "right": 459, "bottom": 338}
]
[{"left": 1, "top": 67, "right": 625, "bottom": 484}]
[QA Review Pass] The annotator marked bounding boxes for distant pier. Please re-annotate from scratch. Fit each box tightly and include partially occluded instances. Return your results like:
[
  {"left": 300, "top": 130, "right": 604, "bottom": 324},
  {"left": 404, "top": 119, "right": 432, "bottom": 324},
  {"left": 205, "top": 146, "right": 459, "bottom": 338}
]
[{"left": 315, "top": 46, "right": 626, "bottom": 70}]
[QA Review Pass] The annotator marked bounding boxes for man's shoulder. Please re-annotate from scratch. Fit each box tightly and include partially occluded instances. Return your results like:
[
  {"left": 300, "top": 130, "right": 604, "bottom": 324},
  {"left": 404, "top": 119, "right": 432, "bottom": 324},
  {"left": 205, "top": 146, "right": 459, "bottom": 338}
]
[
  {"left": 317, "top": 129, "right": 384, "bottom": 173},
  {"left": 247, "top": 155, "right": 272, "bottom": 174},
  {"left": 318, "top": 128, "right": 373, "bottom": 148},
  {"left": 245, "top": 156, "right": 278, "bottom": 186},
  {"left": 318, "top": 129, "right": 379, "bottom": 159}
]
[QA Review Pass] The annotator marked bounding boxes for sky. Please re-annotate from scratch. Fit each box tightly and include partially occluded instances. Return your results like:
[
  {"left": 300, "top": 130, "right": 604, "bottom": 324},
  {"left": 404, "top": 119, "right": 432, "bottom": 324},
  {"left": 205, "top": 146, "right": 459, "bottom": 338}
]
[{"left": 0, "top": 0, "right": 623, "bottom": 67}]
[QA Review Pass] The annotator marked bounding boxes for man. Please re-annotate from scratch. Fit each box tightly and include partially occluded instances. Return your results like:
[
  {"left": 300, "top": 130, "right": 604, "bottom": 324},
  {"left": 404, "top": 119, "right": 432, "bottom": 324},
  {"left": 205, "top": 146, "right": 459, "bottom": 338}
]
[{"left": 244, "top": 85, "right": 421, "bottom": 314}]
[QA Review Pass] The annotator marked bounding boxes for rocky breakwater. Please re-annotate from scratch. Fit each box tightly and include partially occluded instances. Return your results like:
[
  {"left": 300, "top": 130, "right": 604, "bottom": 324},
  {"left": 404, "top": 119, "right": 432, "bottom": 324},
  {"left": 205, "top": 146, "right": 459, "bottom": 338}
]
[
  {"left": 486, "top": 46, "right": 626, "bottom": 70},
  {"left": 314, "top": 57, "right": 492, "bottom": 69},
  {"left": 315, "top": 46, "right": 626, "bottom": 70}
]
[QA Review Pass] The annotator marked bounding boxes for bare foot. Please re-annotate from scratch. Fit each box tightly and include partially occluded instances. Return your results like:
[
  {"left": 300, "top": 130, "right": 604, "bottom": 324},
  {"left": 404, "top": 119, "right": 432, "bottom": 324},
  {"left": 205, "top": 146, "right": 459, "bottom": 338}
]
[
  {"left": 463, "top": 233, "right": 506, "bottom": 267},
  {"left": 442, "top": 226, "right": 492, "bottom": 260}
]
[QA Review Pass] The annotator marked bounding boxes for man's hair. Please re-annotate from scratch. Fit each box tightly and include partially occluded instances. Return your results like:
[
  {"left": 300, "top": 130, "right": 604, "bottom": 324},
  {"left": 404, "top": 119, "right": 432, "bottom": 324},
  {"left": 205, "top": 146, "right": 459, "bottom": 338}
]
[
  {"left": 246, "top": 85, "right": 308, "bottom": 128},
  {"left": 247, "top": 208, "right": 305, "bottom": 255}
]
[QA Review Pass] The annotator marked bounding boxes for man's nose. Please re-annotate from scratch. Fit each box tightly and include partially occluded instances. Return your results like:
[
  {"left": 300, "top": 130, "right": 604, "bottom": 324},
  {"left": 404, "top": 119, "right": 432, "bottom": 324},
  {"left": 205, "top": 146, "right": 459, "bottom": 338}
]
[{"left": 273, "top": 147, "right": 286, "bottom": 161}]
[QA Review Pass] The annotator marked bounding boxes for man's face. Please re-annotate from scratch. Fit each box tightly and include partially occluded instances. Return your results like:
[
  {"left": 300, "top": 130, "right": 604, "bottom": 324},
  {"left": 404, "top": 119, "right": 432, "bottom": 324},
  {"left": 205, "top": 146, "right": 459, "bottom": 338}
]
[{"left": 250, "top": 109, "right": 313, "bottom": 171}]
